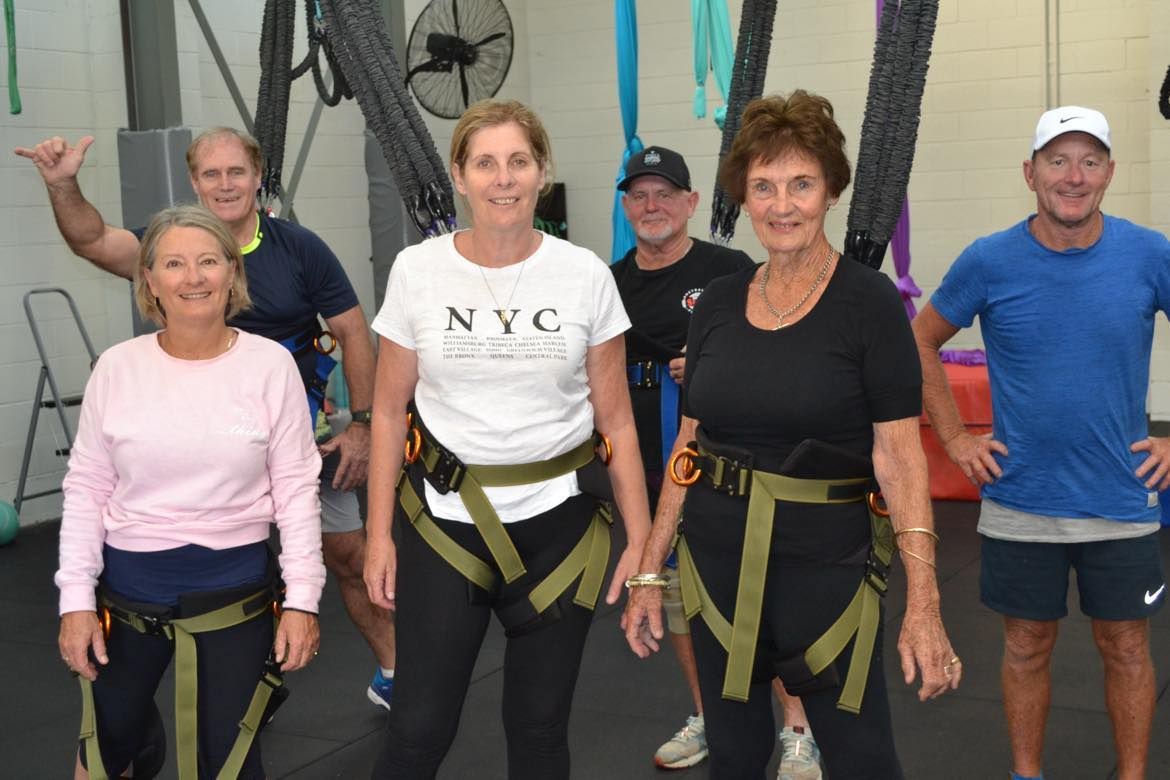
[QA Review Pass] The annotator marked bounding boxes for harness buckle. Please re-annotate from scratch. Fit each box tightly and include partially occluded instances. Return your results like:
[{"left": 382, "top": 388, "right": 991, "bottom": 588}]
[
  {"left": 429, "top": 449, "right": 466, "bottom": 494},
  {"left": 627, "top": 360, "right": 661, "bottom": 390},
  {"left": 637, "top": 360, "right": 660, "bottom": 389},
  {"left": 138, "top": 613, "right": 171, "bottom": 637},
  {"left": 864, "top": 549, "right": 890, "bottom": 595},
  {"left": 709, "top": 454, "right": 751, "bottom": 497}
]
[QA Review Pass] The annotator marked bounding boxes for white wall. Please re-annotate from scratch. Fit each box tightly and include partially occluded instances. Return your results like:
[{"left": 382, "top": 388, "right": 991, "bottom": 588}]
[
  {"left": 2, "top": 0, "right": 1169, "bottom": 524},
  {"left": 0, "top": 0, "right": 374, "bottom": 524},
  {"left": 1, "top": 0, "right": 129, "bottom": 523}
]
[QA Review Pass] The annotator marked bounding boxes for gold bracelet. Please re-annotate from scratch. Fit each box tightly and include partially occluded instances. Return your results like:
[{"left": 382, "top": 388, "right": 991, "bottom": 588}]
[
  {"left": 894, "top": 527, "right": 940, "bottom": 544},
  {"left": 625, "top": 573, "right": 671, "bottom": 589},
  {"left": 898, "top": 547, "right": 937, "bottom": 569}
]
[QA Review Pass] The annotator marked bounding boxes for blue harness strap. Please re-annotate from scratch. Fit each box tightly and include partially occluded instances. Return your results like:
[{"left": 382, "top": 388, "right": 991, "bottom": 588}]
[
  {"left": 277, "top": 329, "right": 338, "bottom": 428},
  {"left": 627, "top": 360, "right": 681, "bottom": 478}
]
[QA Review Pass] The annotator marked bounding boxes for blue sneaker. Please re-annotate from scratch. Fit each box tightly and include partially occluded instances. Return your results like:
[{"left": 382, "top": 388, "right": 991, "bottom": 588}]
[{"left": 367, "top": 668, "right": 394, "bottom": 711}]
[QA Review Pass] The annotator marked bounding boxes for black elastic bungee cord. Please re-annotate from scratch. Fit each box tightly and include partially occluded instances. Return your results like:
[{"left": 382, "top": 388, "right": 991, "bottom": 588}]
[
  {"left": 709, "top": 0, "right": 777, "bottom": 244},
  {"left": 253, "top": 0, "right": 455, "bottom": 235},
  {"left": 845, "top": 0, "right": 939, "bottom": 269}
]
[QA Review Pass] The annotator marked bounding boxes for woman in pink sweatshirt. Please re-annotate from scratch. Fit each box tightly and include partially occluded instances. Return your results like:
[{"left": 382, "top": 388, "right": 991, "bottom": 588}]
[{"left": 55, "top": 204, "right": 325, "bottom": 780}]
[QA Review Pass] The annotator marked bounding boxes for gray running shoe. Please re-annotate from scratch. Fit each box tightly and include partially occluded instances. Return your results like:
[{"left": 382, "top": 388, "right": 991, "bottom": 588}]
[
  {"left": 777, "top": 726, "right": 822, "bottom": 780},
  {"left": 653, "top": 713, "right": 708, "bottom": 769}
]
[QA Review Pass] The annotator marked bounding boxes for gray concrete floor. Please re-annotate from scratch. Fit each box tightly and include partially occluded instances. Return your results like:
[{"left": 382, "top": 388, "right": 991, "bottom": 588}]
[{"left": 2, "top": 504, "right": 1168, "bottom": 778}]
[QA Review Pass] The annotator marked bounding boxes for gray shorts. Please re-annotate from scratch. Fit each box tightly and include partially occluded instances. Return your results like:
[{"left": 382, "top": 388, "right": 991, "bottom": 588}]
[{"left": 319, "top": 447, "right": 362, "bottom": 534}]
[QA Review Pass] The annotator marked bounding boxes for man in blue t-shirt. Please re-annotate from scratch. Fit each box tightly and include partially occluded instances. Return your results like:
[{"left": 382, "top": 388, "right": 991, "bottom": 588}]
[
  {"left": 17, "top": 127, "right": 397, "bottom": 710},
  {"left": 913, "top": 106, "right": 1168, "bottom": 780}
]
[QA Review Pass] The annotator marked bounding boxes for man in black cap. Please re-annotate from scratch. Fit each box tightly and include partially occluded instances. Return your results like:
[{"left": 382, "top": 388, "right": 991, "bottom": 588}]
[{"left": 613, "top": 147, "right": 824, "bottom": 779}]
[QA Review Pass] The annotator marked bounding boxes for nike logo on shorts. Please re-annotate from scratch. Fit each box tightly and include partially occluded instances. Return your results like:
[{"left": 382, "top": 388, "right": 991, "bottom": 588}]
[{"left": 1145, "top": 584, "right": 1166, "bottom": 605}]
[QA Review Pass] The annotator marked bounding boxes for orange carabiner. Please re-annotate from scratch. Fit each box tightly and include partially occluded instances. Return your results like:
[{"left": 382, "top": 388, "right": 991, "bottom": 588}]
[
  {"left": 597, "top": 433, "right": 613, "bottom": 465},
  {"left": 314, "top": 330, "right": 337, "bottom": 355},
  {"left": 668, "top": 446, "right": 701, "bottom": 486},
  {"left": 271, "top": 600, "right": 283, "bottom": 619},
  {"left": 866, "top": 491, "right": 890, "bottom": 517},
  {"left": 404, "top": 426, "right": 422, "bottom": 464},
  {"left": 99, "top": 606, "right": 113, "bottom": 640}
]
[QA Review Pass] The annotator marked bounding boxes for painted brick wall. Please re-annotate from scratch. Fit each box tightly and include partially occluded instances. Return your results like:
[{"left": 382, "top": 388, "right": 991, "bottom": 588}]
[
  {"left": 0, "top": 0, "right": 129, "bottom": 522},
  {"left": 2, "top": 0, "right": 1170, "bottom": 525}
]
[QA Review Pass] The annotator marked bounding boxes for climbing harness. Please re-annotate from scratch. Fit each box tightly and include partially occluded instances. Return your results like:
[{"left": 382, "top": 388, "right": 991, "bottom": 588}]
[
  {"left": 668, "top": 435, "right": 894, "bottom": 713},
  {"left": 398, "top": 408, "right": 615, "bottom": 633},
  {"left": 78, "top": 579, "right": 285, "bottom": 780}
]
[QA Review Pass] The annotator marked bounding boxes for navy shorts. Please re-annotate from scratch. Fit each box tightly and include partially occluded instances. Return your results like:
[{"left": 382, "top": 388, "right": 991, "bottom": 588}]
[{"left": 980, "top": 533, "right": 1166, "bottom": 621}]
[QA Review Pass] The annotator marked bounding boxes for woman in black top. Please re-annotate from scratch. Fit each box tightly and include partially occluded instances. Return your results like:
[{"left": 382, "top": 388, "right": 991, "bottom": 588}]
[{"left": 622, "top": 91, "right": 960, "bottom": 778}]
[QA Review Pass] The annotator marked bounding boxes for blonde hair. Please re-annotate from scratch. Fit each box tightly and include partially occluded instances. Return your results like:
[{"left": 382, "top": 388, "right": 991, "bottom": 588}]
[
  {"left": 187, "top": 127, "right": 263, "bottom": 177},
  {"left": 450, "top": 99, "right": 554, "bottom": 195},
  {"left": 135, "top": 204, "right": 252, "bottom": 326}
]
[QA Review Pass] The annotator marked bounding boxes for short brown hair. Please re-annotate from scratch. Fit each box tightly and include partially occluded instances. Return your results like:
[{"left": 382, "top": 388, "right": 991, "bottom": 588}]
[
  {"left": 450, "top": 99, "right": 554, "bottom": 195},
  {"left": 187, "top": 127, "right": 263, "bottom": 177},
  {"left": 135, "top": 204, "right": 252, "bottom": 326},
  {"left": 719, "top": 91, "right": 851, "bottom": 204}
]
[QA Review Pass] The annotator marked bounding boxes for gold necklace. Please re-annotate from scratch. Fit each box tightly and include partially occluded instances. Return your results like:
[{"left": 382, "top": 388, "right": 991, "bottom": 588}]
[
  {"left": 472, "top": 231, "right": 538, "bottom": 328},
  {"left": 759, "top": 247, "right": 834, "bottom": 330},
  {"left": 478, "top": 261, "right": 527, "bottom": 328}
]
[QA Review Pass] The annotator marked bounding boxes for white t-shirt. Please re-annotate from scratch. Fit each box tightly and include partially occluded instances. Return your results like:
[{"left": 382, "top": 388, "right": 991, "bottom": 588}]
[{"left": 372, "top": 231, "right": 631, "bottom": 523}]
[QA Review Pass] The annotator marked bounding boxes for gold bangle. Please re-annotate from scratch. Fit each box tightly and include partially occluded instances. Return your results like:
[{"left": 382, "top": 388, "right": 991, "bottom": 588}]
[
  {"left": 898, "top": 547, "right": 937, "bottom": 569},
  {"left": 894, "top": 527, "right": 940, "bottom": 544},
  {"left": 625, "top": 573, "right": 671, "bottom": 589}
]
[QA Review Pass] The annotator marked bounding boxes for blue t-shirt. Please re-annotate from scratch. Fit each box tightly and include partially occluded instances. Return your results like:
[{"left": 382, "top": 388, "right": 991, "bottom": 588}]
[
  {"left": 135, "top": 212, "right": 359, "bottom": 341},
  {"left": 932, "top": 215, "right": 1170, "bottom": 521}
]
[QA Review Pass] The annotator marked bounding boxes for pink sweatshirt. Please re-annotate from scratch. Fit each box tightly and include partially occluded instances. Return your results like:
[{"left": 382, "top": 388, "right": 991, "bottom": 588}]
[{"left": 56, "top": 331, "right": 325, "bottom": 614}]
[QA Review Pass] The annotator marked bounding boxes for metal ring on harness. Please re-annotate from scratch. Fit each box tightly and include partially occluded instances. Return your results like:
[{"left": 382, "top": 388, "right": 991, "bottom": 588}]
[
  {"left": 866, "top": 491, "right": 889, "bottom": 517},
  {"left": 99, "top": 606, "right": 112, "bottom": 640},
  {"left": 314, "top": 330, "right": 336, "bottom": 355},
  {"left": 597, "top": 433, "right": 613, "bottom": 465},
  {"left": 668, "top": 446, "right": 701, "bottom": 486},
  {"left": 405, "top": 426, "right": 422, "bottom": 464}
]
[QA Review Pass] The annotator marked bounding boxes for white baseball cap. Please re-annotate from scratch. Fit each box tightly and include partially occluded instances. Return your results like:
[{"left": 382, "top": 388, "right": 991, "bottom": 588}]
[{"left": 1032, "top": 106, "right": 1111, "bottom": 152}]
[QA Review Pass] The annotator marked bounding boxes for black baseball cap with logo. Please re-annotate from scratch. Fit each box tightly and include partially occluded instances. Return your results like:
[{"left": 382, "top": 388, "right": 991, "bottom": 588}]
[{"left": 617, "top": 146, "right": 692, "bottom": 191}]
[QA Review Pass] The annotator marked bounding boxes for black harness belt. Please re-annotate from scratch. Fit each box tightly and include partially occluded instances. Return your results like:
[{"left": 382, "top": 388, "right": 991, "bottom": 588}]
[
  {"left": 399, "top": 411, "right": 614, "bottom": 626},
  {"left": 78, "top": 583, "right": 283, "bottom": 780},
  {"left": 672, "top": 440, "right": 894, "bottom": 713}
]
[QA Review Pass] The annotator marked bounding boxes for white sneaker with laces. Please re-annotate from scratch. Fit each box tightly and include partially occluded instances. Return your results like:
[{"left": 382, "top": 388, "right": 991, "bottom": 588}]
[
  {"left": 653, "top": 713, "right": 709, "bottom": 769},
  {"left": 777, "top": 725, "right": 823, "bottom": 780}
]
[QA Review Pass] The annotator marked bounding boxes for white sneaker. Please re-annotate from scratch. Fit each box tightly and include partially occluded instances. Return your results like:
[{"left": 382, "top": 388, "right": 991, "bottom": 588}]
[
  {"left": 653, "top": 713, "right": 709, "bottom": 769},
  {"left": 777, "top": 726, "right": 822, "bottom": 780}
]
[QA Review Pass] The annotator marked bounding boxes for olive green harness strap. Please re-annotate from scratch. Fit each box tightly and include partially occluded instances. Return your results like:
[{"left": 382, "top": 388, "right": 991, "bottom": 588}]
[
  {"left": 399, "top": 472, "right": 496, "bottom": 591},
  {"left": 528, "top": 502, "right": 614, "bottom": 613},
  {"left": 78, "top": 676, "right": 108, "bottom": 780},
  {"left": 804, "top": 506, "right": 895, "bottom": 714},
  {"left": 676, "top": 468, "right": 885, "bottom": 709},
  {"left": 82, "top": 589, "right": 278, "bottom": 780},
  {"left": 399, "top": 471, "right": 615, "bottom": 613},
  {"left": 418, "top": 435, "right": 598, "bottom": 584}
]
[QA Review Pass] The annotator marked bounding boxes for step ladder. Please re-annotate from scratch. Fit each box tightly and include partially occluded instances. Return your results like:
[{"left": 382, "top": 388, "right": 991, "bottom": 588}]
[{"left": 14, "top": 288, "right": 99, "bottom": 514}]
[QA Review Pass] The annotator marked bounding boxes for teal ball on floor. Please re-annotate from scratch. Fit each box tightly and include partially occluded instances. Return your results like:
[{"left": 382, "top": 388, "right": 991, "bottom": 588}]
[{"left": 0, "top": 502, "right": 19, "bottom": 546}]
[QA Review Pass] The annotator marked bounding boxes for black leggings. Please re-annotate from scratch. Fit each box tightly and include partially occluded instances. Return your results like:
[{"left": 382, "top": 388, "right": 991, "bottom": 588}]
[
  {"left": 80, "top": 599, "right": 273, "bottom": 779},
  {"left": 683, "top": 491, "right": 903, "bottom": 780},
  {"left": 373, "top": 493, "right": 600, "bottom": 780}
]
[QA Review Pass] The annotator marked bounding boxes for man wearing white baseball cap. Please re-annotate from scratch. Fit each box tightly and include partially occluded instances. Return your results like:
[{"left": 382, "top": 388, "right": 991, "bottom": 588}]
[{"left": 913, "top": 105, "right": 1168, "bottom": 780}]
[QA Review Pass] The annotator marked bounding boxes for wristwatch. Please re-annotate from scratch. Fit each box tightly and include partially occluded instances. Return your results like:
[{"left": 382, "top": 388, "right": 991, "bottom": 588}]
[{"left": 350, "top": 408, "right": 372, "bottom": 425}]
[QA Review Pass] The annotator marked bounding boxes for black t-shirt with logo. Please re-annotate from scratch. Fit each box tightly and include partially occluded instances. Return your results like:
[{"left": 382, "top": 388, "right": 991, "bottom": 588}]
[{"left": 611, "top": 238, "right": 754, "bottom": 471}]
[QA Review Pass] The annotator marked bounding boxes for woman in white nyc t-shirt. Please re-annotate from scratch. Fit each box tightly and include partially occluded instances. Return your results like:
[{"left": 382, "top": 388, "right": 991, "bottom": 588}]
[{"left": 365, "top": 100, "right": 651, "bottom": 780}]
